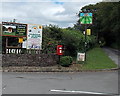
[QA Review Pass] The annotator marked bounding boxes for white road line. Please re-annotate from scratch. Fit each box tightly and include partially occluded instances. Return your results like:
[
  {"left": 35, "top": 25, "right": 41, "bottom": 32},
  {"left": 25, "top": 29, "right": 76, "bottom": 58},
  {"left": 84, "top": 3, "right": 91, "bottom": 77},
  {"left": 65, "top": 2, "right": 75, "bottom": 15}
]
[{"left": 50, "top": 89, "right": 108, "bottom": 95}]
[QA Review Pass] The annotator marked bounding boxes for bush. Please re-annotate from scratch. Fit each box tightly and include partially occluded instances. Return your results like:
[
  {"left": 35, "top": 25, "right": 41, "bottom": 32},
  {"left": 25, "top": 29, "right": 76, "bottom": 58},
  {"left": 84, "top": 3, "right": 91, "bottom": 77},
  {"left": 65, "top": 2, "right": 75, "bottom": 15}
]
[
  {"left": 61, "top": 29, "right": 97, "bottom": 56},
  {"left": 60, "top": 56, "right": 73, "bottom": 67}
]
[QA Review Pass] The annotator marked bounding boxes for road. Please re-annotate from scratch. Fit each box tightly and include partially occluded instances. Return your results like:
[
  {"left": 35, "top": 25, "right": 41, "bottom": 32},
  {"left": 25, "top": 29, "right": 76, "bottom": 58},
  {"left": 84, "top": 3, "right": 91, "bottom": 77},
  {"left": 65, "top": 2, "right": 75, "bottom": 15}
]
[
  {"left": 2, "top": 72, "right": 118, "bottom": 95},
  {"left": 102, "top": 47, "right": 120, "bottom": 66},
  {"left": 1, "top": 47, "right": 119, "bottom": 95}
]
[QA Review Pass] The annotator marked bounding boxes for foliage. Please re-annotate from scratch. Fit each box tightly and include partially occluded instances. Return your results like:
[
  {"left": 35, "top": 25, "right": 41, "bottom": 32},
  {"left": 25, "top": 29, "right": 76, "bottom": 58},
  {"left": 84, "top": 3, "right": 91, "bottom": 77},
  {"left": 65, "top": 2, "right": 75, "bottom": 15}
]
[
  {"left": 61, "top": 29, "right": 84, "bottom": 56},
  {"left": 74, "top": 2, "right": 120, "bottom": 49},
  {"left": 42, "top": 25, "right": 97, "bottom": 56},
  {"left": 42, "top": 25, "right": 62, "bottom": 53},
  {"left": 60, "top": 56, "right": 73, "bottom": 67},
  {"left": 61, "top": 29, "right": 96, "bottom": 56}
]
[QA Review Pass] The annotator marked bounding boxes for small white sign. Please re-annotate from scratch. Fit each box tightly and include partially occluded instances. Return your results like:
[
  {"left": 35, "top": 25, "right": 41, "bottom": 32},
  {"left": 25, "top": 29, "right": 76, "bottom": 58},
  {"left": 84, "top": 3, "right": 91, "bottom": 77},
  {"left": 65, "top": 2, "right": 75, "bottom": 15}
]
[
  {"left": 77, "top": 53, "right": 85, "bottom": 61},
  {"left": 22, "top": 41, "right": 27, "bottom": 48}
]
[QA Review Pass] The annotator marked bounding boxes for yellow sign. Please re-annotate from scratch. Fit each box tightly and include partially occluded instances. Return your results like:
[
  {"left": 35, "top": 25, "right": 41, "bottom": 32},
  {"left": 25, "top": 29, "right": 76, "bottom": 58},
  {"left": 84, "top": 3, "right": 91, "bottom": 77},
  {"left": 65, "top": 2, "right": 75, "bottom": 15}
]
[
  {"left": 87, "top": 29, "right": 91, "bottom": 35},
  {"left": 19, "top": 37, "right": 23, "bottom": 43}
]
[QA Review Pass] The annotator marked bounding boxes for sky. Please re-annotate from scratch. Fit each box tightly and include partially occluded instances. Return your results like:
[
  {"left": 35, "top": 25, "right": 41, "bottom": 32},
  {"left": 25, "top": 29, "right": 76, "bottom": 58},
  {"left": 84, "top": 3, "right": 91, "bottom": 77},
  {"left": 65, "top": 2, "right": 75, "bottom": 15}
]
[{"left": 1, "top": 0, "right": 102, "bottom": 28}]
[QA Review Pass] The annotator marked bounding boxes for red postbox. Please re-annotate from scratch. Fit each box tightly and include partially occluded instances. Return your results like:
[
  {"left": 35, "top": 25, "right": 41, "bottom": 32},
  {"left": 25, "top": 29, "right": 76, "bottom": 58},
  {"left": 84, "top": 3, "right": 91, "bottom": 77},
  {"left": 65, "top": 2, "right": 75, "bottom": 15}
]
[{"left": 56, "top": 45, "right": 63, "bottom": 55}]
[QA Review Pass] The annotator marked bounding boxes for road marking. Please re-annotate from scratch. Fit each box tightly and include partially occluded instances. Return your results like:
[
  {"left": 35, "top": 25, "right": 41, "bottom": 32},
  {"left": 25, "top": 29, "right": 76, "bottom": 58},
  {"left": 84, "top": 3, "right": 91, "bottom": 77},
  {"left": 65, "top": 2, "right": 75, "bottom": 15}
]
[{"left": 50, "top": 89, "right": 109, "bottom": 95}]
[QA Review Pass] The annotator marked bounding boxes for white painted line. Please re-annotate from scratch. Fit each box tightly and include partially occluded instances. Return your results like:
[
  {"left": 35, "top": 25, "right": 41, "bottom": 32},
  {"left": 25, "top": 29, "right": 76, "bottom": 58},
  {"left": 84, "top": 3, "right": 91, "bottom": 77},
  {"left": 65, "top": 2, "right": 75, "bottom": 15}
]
[{"left": 50, "top": 89, "right": 108, "bottom": 95}]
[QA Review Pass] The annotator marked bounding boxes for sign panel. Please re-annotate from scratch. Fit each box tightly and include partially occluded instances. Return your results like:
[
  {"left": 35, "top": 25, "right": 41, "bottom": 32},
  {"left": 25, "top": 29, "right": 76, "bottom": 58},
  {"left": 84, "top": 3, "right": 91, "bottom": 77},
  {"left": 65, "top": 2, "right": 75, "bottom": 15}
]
[
  {"left": 18, "top": 37, "right": 23, "bottom": 43},
  {"left": 80, "top": 13, "right": 93, "bottom": 24},
  {"left": 22, "top": 41, "right": 27, "bottom": 48},
  {"left": 2, "top": 22, "right": 27, "bottom": 37},
  {"left": 77, "top": 53, "right": 85, "bottom": 61},
  {"left": 27, "top": 24, "right": 42, "bottom": 49},
  {"left": 87, "top": 29, "right": 91, "bottom": 35}
]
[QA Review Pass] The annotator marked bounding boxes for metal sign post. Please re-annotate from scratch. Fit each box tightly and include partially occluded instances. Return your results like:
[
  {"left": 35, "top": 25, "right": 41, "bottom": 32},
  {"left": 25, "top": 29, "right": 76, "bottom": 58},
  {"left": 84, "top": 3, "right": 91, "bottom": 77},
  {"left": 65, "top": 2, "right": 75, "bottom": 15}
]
[
  {"left": 84, "top": 25, "right": 87, "bottom": 61},
  {"left": 80, "top": 12, "right": 93, "bottom": 61}
]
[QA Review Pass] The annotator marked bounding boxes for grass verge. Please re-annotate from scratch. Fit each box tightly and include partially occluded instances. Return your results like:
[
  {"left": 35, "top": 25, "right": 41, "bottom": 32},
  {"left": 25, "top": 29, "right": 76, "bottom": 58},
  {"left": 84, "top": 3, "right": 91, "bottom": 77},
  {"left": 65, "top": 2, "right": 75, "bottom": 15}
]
[{"left": 81, "top": 47, "right": 117, "bottom": 70}]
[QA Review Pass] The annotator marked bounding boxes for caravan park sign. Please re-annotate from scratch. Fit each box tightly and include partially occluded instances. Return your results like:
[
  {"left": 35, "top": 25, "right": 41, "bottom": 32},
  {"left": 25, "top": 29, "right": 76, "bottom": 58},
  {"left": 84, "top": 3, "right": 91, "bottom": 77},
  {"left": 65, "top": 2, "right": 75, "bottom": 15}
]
[
  {"left": 2, "top": 22, "right": 27, "bottom": 37},
  {"left": 2, "top": 22, "right": 42, "bottom": 50},
  {"left": 27, "top": 24, "right": 42, "bottom": 49}
]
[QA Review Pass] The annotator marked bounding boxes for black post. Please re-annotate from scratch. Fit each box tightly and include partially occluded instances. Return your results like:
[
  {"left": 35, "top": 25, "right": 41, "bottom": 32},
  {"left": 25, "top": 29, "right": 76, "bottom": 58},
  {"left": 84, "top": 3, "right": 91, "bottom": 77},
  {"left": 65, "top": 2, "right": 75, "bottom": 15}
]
[
  {"left": 84, "top": 25, "right": 87, "bottom": 61},
  {"left": 58, "top": 55, "right": 61, "bottom": 69},
  {"left": 59, "top": 55, "right": 60, "bottom": 63},
  {"left": 5, "top": 37, "right": 8, "bottom": 54}
]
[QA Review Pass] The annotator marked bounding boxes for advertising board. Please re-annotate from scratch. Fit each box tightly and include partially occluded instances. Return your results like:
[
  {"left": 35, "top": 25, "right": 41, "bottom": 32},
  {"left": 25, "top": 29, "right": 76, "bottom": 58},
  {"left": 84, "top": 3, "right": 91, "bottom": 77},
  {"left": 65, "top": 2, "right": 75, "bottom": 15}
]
[
  {"left": 77, "top": 53, "right": 85, "bottom": 61},
  {"left": 27, "top": 24, "right": 42, "bottom": 49},
  {"left": 2, "top": 22, "right": 27, "bottom": 37}
]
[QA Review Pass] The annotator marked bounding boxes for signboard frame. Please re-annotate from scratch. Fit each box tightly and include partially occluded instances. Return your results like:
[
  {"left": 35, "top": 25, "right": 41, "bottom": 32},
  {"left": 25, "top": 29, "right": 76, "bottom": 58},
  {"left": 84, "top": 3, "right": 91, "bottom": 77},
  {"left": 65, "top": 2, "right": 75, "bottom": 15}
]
[
  {"left": 77, "top": 52, "right": 85, "bottom": 62},
  {"left": 80, "top": 12, "right": 93, "bottom": 25},
  {"left": 27, "top": 24, "right": 42, "bottom": 50},
  {"left": 2, "top": 22, "right": 27, "bottom": 37}
]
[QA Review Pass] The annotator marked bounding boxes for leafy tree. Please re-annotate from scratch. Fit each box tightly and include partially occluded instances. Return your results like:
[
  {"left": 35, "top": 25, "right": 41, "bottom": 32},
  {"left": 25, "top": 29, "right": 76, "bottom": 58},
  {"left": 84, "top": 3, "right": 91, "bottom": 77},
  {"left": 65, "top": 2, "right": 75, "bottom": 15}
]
[
  {"left": 42, "top": 25, "right": 62, "bottom": 53},
  {"left": 42, "top": 25, "right": 96, "bottom": 56},
  {"left": 74, "top": 2, "right": 120, "bottom": 49},
  {"left": 61, "top": 29, "right": 96, "bottom": 56}
]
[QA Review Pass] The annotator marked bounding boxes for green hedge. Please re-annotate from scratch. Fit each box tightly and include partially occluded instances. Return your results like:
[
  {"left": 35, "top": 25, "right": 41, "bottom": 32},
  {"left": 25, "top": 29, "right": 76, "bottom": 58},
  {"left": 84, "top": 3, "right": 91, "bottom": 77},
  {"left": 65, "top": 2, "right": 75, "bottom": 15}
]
[{"left": 60, "top": 56, "right": 73, "bottom": 67}]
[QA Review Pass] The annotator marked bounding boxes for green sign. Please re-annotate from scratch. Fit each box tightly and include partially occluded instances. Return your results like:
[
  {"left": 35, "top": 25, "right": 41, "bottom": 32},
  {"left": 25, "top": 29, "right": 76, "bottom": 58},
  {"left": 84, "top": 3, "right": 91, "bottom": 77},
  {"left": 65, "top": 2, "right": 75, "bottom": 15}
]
[
  {"left": 80, "top": 13, "right": 93, "bottom": 24},
  {"left": 2, "top": 22, "right": 27, "bottom": 37}
]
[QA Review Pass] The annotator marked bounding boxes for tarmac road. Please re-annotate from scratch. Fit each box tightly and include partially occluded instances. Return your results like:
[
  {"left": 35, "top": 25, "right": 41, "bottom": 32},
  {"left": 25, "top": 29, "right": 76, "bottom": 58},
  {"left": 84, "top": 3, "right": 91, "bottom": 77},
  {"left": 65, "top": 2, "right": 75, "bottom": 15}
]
[
  {"left": 2, "top": 71, "right": 118, "bottom": 95},
  {"left": 102, "top": 47, "right": 120, "bottom": 66}
]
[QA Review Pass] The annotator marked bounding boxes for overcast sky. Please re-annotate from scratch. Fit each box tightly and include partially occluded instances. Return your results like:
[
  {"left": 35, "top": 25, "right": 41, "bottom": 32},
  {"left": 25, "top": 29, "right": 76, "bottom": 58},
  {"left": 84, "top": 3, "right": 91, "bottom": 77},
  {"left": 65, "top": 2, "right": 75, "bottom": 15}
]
[{"left": 1, "top": 0, "right": 102, "bottom": 28}]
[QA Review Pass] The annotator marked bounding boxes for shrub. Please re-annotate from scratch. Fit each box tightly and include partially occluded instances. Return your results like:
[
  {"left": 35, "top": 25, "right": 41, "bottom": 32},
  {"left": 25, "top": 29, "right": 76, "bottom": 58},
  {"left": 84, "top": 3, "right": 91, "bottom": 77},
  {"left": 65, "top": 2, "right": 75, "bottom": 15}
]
[
  {"left": 61, "top": 29, "right": 97, "bottom": 56},
  {"left": 60, "top": 56, "right": 73, "bottom": 67}
]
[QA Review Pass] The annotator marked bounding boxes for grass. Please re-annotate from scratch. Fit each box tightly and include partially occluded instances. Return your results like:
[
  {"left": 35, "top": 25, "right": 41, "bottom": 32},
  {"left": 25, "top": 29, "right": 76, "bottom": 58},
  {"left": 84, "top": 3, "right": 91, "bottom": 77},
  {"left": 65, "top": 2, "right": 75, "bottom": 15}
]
[{"left": 81, "top": 47, "right": 117, "bottom": 70}]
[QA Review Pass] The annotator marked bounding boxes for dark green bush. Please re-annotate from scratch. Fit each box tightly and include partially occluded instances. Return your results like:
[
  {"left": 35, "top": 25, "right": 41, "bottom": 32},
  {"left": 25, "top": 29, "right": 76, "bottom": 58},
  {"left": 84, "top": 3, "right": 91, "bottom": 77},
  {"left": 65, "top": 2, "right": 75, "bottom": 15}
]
[
  {"left": 61, "top": 29, "right": 97, "bottom": 56},
  {"left": 60, "top": 56, "right": 73, "bottom": 67}
]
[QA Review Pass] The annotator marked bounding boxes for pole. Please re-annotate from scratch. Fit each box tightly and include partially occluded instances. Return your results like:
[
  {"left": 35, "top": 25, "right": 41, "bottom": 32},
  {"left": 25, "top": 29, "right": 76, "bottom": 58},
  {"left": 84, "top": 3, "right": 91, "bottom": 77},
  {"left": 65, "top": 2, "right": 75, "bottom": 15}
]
[
  {"left": 58, "top": 55, "right": 61, "bottom": 69},
  {"left": 5, "top": 37, "right": 8, "bottom": 54},
  {"left": 84, "top": 25, "right": 87, "bottom": 61}
]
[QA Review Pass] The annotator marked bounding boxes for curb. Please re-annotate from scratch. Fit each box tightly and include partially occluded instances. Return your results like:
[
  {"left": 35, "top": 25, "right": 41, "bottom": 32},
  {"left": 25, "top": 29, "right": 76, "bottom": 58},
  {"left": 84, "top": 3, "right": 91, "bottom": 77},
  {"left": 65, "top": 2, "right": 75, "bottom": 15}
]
[{"left": 1, "top": 67, "right": 119, "bottom": 73}]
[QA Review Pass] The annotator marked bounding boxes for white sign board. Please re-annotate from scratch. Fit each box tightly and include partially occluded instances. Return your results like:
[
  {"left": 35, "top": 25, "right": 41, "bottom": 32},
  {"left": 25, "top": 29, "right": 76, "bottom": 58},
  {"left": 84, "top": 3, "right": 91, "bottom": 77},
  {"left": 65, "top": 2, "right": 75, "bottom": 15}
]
[
  {"left": 77, "top": 53, "right": 85, "bottom": 61},
  {"left": 27, "top": 24, "right": 42, "bottom": 49},
  {"left": 22, "top": 41, "right": 27, "bottom": 48}
]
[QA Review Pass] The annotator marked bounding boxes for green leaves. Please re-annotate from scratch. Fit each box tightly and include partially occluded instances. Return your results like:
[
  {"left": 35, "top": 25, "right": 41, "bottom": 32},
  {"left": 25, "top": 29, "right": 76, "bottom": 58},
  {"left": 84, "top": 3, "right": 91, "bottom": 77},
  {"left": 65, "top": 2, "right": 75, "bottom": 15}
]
[
  {"left": 61, "top": 29, "right": 96, "bottom": 56},
  {"left": 75, "top": 2, "right": 120, "bottom": 48},
  {"left": 60, "top": 56, "right": 73, "bottom": 67},
  {"left": 42, "top": 25, "right": 96, "bottom": 56},
  {"left": 42, "top": 25, "right": 62, "bottom": 53}
]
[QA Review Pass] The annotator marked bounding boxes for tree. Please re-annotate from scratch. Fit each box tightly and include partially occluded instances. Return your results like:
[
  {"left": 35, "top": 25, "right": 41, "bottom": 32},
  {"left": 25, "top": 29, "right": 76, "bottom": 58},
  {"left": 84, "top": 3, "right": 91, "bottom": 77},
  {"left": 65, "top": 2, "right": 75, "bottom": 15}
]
[
  {"left": 42, "top": 25, "right": 62, "bottom": 53},
  {"left": 61, "top": 29, "right": 96, "bottom": 56},
  {"left": 74, "top": 2, "right": 120, "bottom": 49}
]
